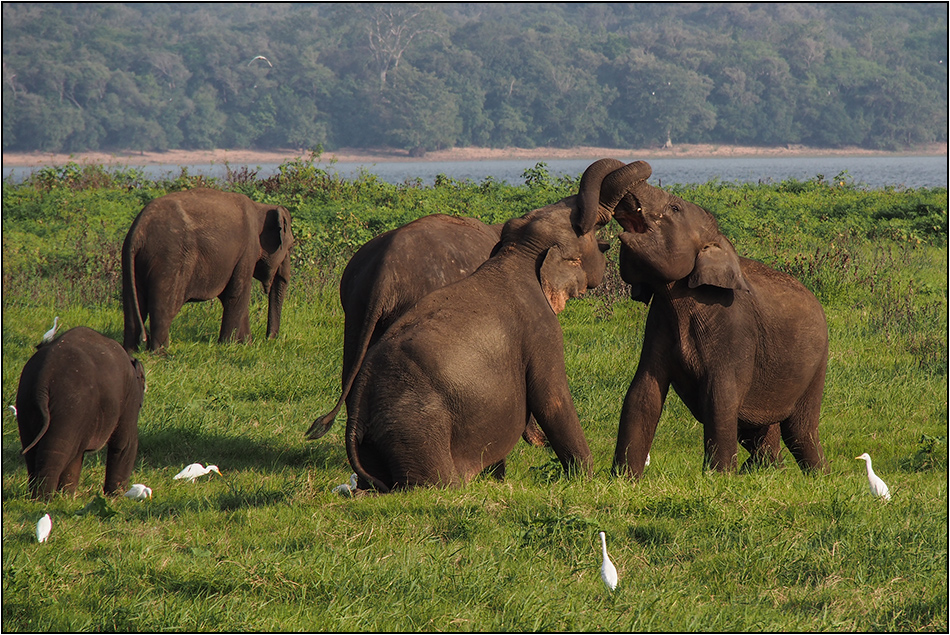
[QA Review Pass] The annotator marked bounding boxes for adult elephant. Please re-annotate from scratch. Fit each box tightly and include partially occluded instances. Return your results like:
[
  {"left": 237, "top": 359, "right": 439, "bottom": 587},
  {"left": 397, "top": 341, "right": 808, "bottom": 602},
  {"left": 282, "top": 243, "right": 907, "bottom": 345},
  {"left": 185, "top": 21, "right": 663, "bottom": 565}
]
[
  {"left": 305, "top": 214, "right": 510, "bottom": 440},
  {"left": 122, "top": 188, "right": 293, "bottom": 352},
  {"left": 345, "top": 159, "right": 627, "bottom": 493},
  {"left": 592, "top": 160, "right": 829, "bottom": 477},
  {"left": 16, "top": 327, "right": 147, "bottom": 499}
]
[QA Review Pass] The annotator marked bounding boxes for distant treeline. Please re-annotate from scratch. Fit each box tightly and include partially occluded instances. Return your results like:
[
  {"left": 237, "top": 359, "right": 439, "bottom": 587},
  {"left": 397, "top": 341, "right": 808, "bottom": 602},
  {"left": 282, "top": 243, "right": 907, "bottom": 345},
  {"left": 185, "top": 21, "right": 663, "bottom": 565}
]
[{"left": 2, "top": 3, "right": 947, "bottom": 155}]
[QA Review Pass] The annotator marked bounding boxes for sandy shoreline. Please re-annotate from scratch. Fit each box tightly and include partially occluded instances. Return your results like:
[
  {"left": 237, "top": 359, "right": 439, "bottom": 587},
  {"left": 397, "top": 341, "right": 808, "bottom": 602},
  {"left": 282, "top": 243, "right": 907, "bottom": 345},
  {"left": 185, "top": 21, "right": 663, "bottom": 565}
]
[{"left": 2, "top": 143, "right": 946, "bottom": 168}]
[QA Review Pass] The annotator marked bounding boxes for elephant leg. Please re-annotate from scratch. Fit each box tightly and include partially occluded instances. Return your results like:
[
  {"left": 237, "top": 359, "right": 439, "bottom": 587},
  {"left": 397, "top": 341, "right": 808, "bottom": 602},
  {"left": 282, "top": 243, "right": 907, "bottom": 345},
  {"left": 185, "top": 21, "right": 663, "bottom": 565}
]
[
  {"left": 148, "top": 297, "right": 179, "bottom": 352},
  {"left": 29, "top": 446, "right": 70, "bottom": 499},
  {"left": 779, "top": 366, "right": 829, "bottom": 474},
  {"left": 57, "top": 453, "right": 84, "bottom": 495},
  {"left": 104, "top": 426, "right": 139, "bottom": 495},
  {"left": 522, "top": 415, "right": 548, "bottom": 447},
  {"left": 738, "top": 422, "right": 783, "bottom": 473},
  {"left": 614, "top": 366, "right": 668, "bottom": 478},
  {"left": 218, "top": 279, "right": 253, "bottom": 343}
]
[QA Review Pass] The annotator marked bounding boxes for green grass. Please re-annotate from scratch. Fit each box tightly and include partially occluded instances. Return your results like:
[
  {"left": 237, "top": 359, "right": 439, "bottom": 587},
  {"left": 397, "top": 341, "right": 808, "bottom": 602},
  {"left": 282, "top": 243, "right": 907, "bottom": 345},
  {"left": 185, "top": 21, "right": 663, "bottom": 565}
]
[{"left": 2, "top": 166, "right": 947, "bottom": 631}]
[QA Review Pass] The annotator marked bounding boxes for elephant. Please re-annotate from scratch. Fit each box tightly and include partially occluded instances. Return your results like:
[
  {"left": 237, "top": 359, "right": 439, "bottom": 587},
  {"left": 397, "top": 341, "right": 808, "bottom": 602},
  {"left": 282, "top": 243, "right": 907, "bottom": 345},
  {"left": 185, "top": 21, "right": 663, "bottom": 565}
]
[
  {"left": 305, "top": 214, "right": 506, "bottom": 439},
  {"left": 587, "top": 160, "right": 829, "bottom": 477},
  {"left": 122, "top": 187, "right": 293, "bottom": 352},
  {"left": 15, "top": 327, "right": 147, "bottom": 499},
  {"left": 343, "top": 159, "right": 628, "bottom": 492}
]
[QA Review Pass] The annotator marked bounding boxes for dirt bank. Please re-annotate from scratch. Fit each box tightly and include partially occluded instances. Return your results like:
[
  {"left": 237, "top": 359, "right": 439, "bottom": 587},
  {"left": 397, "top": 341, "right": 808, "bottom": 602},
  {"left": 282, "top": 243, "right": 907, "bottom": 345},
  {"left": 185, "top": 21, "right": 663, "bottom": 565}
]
[{"left": 3, "top": 143, "right": 946, "bottom": 168}]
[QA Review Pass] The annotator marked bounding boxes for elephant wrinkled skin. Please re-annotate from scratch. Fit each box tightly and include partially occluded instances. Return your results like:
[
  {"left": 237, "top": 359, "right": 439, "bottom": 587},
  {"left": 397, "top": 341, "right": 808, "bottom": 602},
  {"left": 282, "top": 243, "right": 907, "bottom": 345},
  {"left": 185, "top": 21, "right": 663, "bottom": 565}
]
[
  {"left": 16, "top": 327, "right": 147, "bottom": 499},
  {"left": 122, "top": 187, "right": 293, "bottom": 352},
  {"left": 345, "top": 198, "right": 611, "bottom": 493},
  {"left": 595, "top": 160, "right": 829, "bottom": 477}
]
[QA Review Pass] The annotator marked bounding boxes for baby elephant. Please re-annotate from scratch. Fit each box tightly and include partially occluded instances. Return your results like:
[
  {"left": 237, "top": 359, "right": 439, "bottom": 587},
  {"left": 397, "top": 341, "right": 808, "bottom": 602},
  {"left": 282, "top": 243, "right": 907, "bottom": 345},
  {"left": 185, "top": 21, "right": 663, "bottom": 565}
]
[{"left": 16, "top": 327, "right": 147, "bottom": 499}]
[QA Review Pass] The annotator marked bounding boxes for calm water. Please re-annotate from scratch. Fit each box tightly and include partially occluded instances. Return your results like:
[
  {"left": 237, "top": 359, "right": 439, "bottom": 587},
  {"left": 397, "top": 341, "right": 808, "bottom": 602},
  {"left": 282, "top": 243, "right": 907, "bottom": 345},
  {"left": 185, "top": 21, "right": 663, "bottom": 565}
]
[{"left": 3, "top": 154, "right": 947, "bottom": 189}]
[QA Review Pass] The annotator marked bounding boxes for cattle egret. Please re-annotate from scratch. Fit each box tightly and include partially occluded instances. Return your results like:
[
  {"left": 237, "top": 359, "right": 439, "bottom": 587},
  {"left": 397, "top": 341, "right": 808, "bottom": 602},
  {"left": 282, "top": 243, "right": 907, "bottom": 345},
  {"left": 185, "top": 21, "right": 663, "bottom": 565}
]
[
  {"left": 124, "top": 484, "right": 152, "bottom": 500},
  {"left": 42, "top": 317, "right": 59, "bottom": 343},
  {"left": 174, "top": 463, "right": 221, "bottom": 482},
  {"left": 36, "top": 513, "right": 51, "bottom": 543},
  {"left": 8, "top": 405, "right": 16, "bottom": 418},
  {"left": 645, "top": 452, "right": 651, "bottom": 467},
  {"left": 332, "top": 473, "right": 359, "bottom": 497},
  {"left": 248, "top": 55, "right": 273, "bottom": 67},
  {"left": 599, "top": 531, "right": 618, "bottom": 591},
  {"left": 855, "top": 453, "right": 891, "bottom": 501}
]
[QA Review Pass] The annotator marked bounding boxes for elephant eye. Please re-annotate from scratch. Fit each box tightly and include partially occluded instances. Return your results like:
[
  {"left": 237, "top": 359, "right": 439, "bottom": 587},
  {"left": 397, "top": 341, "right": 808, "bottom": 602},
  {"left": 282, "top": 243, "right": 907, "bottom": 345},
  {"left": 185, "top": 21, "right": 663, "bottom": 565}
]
[{"left": 670, "top": 204, "right": 680, "bottom": 213}]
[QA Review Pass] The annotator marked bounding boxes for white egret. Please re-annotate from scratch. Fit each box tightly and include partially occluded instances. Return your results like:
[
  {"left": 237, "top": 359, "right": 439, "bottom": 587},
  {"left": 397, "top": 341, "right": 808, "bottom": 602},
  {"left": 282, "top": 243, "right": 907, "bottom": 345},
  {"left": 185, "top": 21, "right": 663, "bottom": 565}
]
[
  {"left": 645, "top": 452, "right": 651, "bottom": 467},
  {"left": 599, "top": 531, "right": 618, "bottom": 591},
  {"left": 248, "top": 55, "right": 273, "bottom": 67},
  {"left": 173, "top": 463, "right": 221, "bottom": 482},
  {"left": 36, "top": 513, "right": 51, "bottom": 543},
  {"left": 8, "top": 404, "right": 16, "bottom": 418},
  {"left": 332, "top": 473, "right": 359, "bottom": 497},
  {"left": 42, "top": 317, "right": 59, "bottom": 343},
  {"left": 124, "top": 483, "right": 152, "bottom": 500},
  {"left": 855, "top": 453, "right": 891, "bottom": 501}
]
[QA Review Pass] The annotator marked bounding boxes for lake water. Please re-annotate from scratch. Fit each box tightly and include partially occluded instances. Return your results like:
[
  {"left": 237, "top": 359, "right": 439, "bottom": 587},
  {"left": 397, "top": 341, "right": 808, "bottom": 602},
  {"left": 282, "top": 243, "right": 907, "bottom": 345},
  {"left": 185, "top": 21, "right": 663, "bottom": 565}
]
[{"left": 3, "top": 154, "right": 947, "bottom": 189}]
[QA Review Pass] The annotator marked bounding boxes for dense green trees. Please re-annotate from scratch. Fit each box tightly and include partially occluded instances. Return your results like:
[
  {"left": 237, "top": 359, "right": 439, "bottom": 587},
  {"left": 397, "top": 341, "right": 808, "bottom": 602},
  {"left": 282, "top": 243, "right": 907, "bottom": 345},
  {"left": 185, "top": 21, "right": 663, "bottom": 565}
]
[{"left": 2, "top": 3, "right": 946, "bottom": 154}]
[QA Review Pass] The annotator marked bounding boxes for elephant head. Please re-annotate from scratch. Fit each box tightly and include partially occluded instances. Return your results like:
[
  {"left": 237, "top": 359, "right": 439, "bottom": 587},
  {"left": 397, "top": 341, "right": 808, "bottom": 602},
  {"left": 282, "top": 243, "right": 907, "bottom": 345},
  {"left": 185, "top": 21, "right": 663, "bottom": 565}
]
[
  {"left": 599, "top": 161, "right": 749, "bottom": 300},
  {"left": 498, "top": 199, "right": 609, "bottom": 314},
  {"left": 256, "top": 205, "right": 294, "bottom": 338}
]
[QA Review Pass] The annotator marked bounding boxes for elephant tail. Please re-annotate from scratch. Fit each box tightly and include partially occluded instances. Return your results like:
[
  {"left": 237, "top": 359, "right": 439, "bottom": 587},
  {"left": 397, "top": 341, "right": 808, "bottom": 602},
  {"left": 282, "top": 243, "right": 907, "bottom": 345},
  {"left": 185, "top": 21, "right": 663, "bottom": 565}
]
[
  {"left": 121, "top": 231, "right": 147, "bottom": 351},
  {"left": 344, "top": 381, "right": 391, "bottom": 494},
  {"left": 20, "top": 387, "right": 51, "bottom": 455},
  {"left": 306, "top": 303, "right": 387, "bottom": 440}
]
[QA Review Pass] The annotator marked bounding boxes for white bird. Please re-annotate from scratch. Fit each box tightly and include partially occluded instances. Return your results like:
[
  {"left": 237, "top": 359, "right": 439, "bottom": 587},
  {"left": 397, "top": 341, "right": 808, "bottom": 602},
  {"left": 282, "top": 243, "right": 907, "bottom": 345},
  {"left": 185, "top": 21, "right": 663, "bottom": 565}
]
[
  {"left": 8, "top": 405, "right": 16, "bottom": 418},
  {"left": 332, "top": 473, "right": 359, "bottom": 497},
  {"left": 173, "top": 463, "right": 221, "bottom": 482},
  {"left": 855, "top": 453, "right": 891, "bottom": 501},
  {"left": 645, "top": 452, "right": 651, "bottom": 467},
  {"left": 599, "top": 531, "right": 618, "bottom": 591},
  {"left": 36, "top": 513, "right": 51, "bottom": 543},
  {"left": 42, "top": 316, "right": 59, "bottom": 343},
  {"left": 248, "top": 55, "right": 273, "bottom": 67},
  {"left": 124, "top": 484, "right": 152, "bottom": 500}
]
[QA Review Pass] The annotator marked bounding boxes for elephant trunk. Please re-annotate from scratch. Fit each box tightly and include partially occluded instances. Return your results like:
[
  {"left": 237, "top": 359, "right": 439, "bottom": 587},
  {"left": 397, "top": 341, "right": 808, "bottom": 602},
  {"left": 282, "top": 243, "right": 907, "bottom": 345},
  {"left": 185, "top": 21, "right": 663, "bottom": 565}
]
[
  {"left": 597, "top": 160, "right": 654, "bottom": 217},
  {"left": 574, "top": 158, "right": 626, "bottom": 234},
  {"left": 266, "top": 258, "right": 290, "bottom": 339}
]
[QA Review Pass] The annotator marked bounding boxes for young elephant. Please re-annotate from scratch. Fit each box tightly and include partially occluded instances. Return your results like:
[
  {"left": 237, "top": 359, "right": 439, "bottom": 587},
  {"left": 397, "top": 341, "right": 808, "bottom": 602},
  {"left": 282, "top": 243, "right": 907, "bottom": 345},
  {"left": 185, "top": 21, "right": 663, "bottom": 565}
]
[
  {"left": 306, "top": 214, "right": 504, "bottom": 440},
  {"left": 593, "top": 160, "right": 829, "bottom": 477},
  {"left": 122, "top": 187, "right": 293, "bottom": 352},
  {"left": 345, "top": 199, "right": 610, "bottom": 492},
  {"left": 16, "top": 327, "right": 147, "bottom": 499}
]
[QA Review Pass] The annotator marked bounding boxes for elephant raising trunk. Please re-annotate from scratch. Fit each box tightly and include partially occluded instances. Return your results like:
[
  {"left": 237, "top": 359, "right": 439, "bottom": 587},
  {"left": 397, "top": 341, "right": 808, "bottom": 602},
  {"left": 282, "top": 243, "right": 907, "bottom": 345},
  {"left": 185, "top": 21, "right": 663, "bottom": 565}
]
[{"left": 576, "top": 160, "right": 653, "bottom": 233}]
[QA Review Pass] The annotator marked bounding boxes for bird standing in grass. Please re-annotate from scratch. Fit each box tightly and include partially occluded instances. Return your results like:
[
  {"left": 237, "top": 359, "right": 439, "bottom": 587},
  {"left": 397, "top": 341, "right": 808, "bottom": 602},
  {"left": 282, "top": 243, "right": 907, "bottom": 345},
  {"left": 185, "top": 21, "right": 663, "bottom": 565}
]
[
  {"left": 42, "top": 317, "right": 59, "bottom": 343},
  {"left": 36, "top": 513, "right": 51, "bottom": 543},
  {"left": 855, "top": 452, "right": 891, "bottom": 501},
  {"left": 599, "top": 531, "right": 618, "bottom": 591},
  {"left": 174, "top": 463, "right": 221, "bottom": 482},
  {"left": 125, "top": 484, "right": 152, "bottom": 500}
]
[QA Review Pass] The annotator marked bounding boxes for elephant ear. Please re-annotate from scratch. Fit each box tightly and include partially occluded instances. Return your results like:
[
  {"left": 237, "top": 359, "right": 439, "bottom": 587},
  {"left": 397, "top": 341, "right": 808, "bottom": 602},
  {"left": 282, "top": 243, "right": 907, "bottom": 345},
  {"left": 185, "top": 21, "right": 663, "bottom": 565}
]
[
  {"left": 540, "top": 245, "right": 587, "bottom": 314},
  {"left": 261, "top": 207, "right": 291, "bottom": 254},
  {"left": 688, "top": 239, "right": 750, "bottom": 292}
]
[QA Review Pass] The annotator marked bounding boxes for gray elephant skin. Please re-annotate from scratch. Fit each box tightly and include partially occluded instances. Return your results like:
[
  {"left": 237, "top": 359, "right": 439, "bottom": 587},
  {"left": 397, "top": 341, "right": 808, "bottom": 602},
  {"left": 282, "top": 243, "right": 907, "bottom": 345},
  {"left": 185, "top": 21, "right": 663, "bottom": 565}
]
[
  {"left": 122, "top": 187, "right": 293, "bottom": 352},
  {"left": 306, "top": 214, "right": 506, "bottom": 440},
  {"left": 16, "top": 327, "right": 147, "bottom": 499},
  {"left": 343, "top": 159, "right": 631, "bottom": 492},
  {"left": 594, "top": 160, "right": 829, "bottom": 477}
]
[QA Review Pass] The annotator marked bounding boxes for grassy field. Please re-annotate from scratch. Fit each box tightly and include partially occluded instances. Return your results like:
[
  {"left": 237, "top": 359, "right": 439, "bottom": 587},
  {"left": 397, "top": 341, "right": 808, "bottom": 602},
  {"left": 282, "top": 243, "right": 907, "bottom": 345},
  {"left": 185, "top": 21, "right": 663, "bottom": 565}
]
[{"left": 2, "top": 161, "right": 947, "bottom": 631}]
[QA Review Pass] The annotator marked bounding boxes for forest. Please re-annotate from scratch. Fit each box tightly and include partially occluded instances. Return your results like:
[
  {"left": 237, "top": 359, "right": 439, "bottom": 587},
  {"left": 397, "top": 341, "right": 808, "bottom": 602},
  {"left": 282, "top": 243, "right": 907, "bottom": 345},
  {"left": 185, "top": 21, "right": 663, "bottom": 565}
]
[{"left": 2, "top": 2, "right": 947, "bottom": 155}]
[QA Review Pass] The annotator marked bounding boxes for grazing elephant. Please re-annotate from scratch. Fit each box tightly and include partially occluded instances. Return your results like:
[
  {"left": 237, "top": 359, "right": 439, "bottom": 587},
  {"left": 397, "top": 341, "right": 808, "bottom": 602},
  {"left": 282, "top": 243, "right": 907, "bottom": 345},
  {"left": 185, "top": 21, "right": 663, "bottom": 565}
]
[
  {"left": 345, "top": 200, "right": 611, "bottom": 492},
  {"left": 591, "top": 160, "right": 829, "bottom": 477},
  {"left": 122, "top": 187, "right": 293, "bottom": 352},
  {"left": 15, "top": 327, "right": 147, "bottom": 499}
]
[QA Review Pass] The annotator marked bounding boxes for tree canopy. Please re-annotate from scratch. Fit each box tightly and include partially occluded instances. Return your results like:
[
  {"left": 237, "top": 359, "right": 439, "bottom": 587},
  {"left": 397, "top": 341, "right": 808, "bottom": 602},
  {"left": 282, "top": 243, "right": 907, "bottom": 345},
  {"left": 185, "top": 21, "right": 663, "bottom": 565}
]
[{"left": 2, "top": 2, "right": 946, "bottom": 154}]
